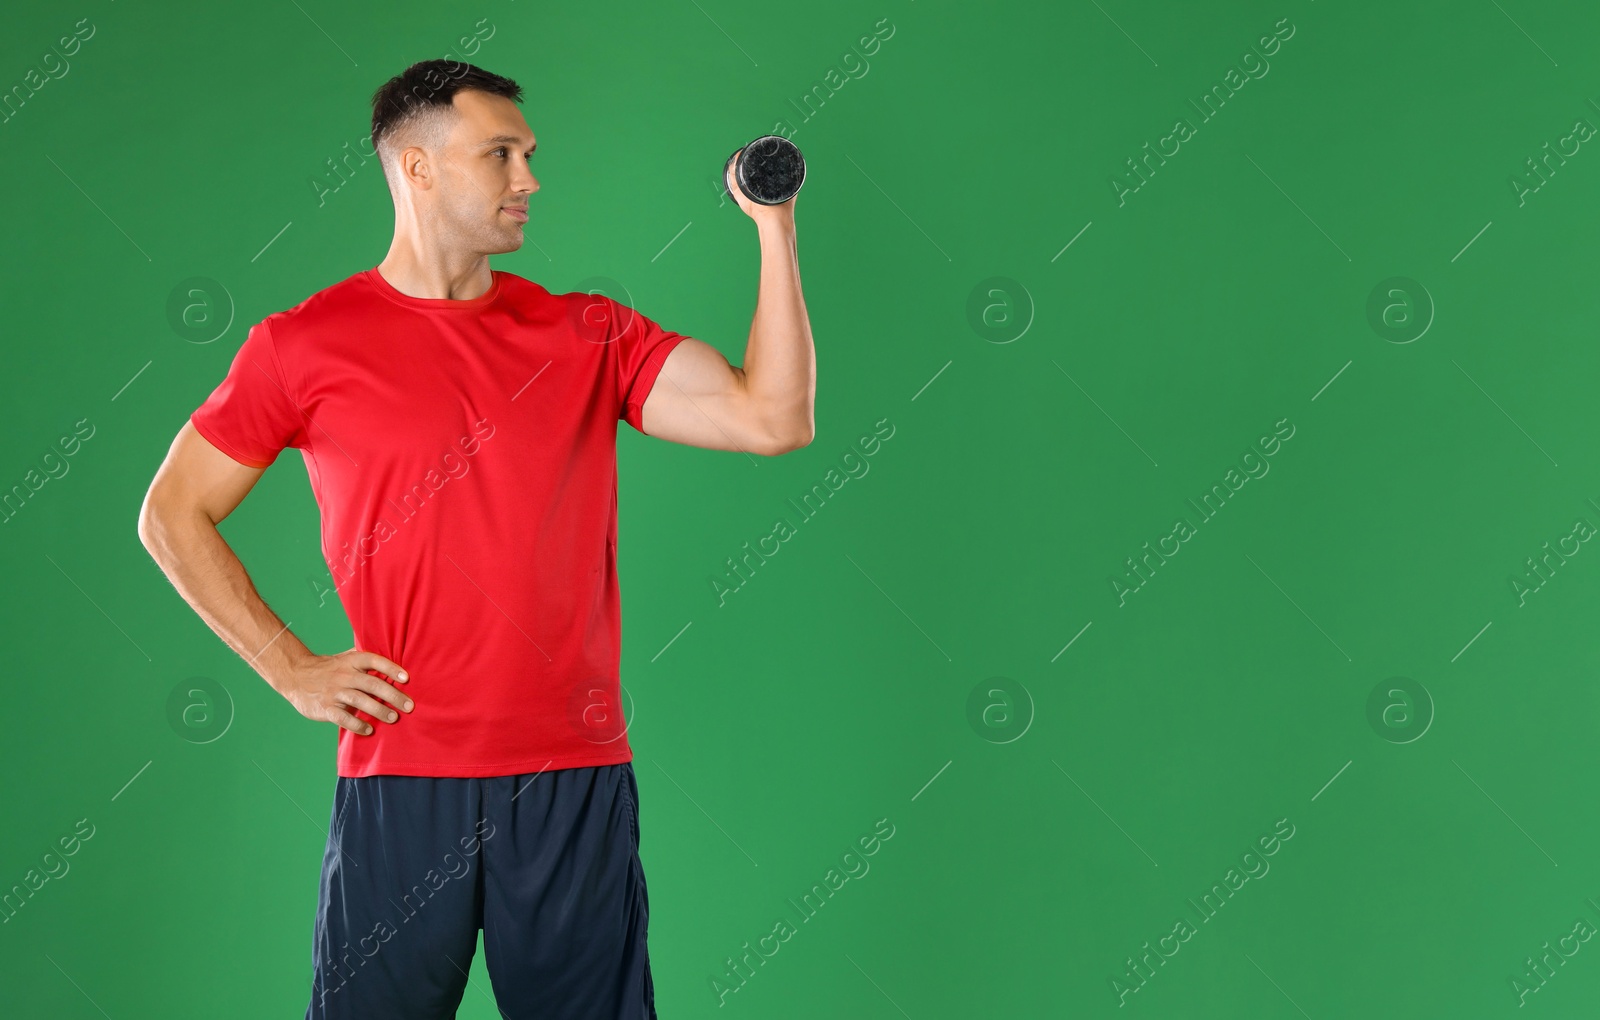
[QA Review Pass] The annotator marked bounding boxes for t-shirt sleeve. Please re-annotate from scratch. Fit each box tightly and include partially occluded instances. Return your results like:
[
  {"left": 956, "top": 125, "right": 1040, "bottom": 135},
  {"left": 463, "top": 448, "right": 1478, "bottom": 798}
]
[
  {"left": 607, "top": 297, "right": 691, "bottom": 434},
  {"left": 189, "top": 319, "right": 307, "bottom": 468}
]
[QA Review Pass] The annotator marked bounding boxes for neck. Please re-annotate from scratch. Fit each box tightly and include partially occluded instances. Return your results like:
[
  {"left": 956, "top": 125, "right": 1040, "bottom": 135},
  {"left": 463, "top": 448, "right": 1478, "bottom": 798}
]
[{"left": 375, "top": 246, "right": 494, "bottom": 301}]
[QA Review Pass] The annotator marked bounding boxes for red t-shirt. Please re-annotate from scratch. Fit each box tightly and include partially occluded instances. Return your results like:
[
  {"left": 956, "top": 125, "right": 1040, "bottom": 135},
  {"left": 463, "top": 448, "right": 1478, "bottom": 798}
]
[{"left": 189, "top": 266, "right": 689, "bottom": 778}]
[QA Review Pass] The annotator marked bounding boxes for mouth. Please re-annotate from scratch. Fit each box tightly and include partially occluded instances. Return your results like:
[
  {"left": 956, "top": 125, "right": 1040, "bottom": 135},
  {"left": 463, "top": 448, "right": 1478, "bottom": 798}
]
[{"left": 502, "top": 207, "right": 528, "bottom": 224}]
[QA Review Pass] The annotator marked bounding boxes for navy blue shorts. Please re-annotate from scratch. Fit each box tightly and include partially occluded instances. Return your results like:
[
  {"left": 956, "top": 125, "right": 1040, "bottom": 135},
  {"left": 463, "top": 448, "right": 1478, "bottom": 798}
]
[{"left": 304, "top": 762, "right": 655, "bottom": 1019}]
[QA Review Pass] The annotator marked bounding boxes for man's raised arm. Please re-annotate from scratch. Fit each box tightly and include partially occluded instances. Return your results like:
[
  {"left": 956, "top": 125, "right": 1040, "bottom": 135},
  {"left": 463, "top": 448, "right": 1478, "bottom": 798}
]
[{"left": 638, "top": 158, "right": 815, "bottom": 454}]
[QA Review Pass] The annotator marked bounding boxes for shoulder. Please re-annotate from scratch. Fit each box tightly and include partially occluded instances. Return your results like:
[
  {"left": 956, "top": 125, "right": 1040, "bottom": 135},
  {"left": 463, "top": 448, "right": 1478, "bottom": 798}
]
[
  {"left": 543, "top": 280, "right": 613, "bottom": 320},
  {"left": 494, "top": 268, "right": 554, "bottom": 302},
  {"left": 257, "top": 268, "right": 375, "bottom": 355},
  {"left": 545, "top": 286, "right": 652, "bottom": 342},
  {"left": 510, "top": 275, "right": 627, "bottom": 336}
]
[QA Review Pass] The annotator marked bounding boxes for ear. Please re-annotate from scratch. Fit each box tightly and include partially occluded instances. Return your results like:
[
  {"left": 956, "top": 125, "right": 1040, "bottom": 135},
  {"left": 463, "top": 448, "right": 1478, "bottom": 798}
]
[{"left": 400, "top": 145, "right": 435, "bottom": 192}]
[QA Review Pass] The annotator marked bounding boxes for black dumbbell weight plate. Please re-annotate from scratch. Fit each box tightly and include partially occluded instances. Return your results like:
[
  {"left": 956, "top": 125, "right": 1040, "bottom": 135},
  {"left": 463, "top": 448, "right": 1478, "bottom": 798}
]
[{"left": 725, "top": 135, "right": 805, "bottom": 206}]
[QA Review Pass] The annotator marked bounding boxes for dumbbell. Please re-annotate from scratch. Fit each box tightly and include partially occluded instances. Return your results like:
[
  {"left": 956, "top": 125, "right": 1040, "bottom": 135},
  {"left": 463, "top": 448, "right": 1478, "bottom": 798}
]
[{"left": 723, "top": 135, "right": 806, "bottom": 206}]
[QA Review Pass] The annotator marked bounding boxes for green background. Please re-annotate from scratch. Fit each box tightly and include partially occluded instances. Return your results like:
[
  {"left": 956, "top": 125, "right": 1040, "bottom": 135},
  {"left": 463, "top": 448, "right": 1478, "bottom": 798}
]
[{"left": 3, "top": 0, "right": 1599, "bottom": 1015}]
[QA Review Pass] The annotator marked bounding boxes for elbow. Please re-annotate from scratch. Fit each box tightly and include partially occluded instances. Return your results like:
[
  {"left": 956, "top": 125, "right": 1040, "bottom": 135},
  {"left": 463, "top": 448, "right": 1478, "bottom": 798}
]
[
  {"left": 747, "top": 395, "right": 813, "bottom": 455},
  {"left": 137, "top": 491, "right": 162, "bottom": 553},
  {"left": 765, "top": 426, "right": 814, "bottom": 456},
  {"left": 137, "top": 486, "right": 186, "bottom": 555}
]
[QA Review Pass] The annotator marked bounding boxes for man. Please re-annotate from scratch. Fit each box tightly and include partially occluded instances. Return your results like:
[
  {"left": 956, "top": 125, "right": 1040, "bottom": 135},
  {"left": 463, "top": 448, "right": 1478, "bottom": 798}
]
[{"left": 136, "top": 59, "right": 814, "bottom": 1018}]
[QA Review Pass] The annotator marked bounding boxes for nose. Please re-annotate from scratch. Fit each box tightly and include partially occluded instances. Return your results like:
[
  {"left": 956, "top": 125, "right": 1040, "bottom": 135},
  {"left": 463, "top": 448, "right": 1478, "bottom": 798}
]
[{"left": 514, "top": 163, "right": 539, "bottom": 196}]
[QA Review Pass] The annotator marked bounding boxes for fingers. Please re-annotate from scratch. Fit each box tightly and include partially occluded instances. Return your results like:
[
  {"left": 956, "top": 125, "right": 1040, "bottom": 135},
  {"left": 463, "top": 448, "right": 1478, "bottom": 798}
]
[
  {"left": 356, "top": 675, "right": 414, "bottom": 714},
  {"left": 339, "top": 689, "right": 403, "bottom": 726},
  {"left": 327, "top": 706, "right": 374, "bottom": 736},
  {"left": 327, "top": 649, "right": 415, "bottom": 736},
  {"left": 350, "top": 649, "right": 408, "bottom": 684}
]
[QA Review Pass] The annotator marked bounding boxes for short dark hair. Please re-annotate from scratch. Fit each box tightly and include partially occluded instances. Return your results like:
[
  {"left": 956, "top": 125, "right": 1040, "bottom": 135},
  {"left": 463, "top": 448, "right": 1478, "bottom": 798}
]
[{"left": 369, "top": 60, "right": 523, "bottom": 190}]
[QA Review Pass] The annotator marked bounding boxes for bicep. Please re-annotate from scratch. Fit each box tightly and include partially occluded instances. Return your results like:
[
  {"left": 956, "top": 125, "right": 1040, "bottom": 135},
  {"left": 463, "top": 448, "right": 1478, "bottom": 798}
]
[
  {"left": 639, "top": 339, "right": 781, "bottom": 455},
  {"left": 144, "top": 421, "right": 269, "bottom": 527}
]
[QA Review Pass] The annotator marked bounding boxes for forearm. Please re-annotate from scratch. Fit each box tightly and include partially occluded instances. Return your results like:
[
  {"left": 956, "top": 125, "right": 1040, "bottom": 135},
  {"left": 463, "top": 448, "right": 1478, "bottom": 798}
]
[
  {"left": 139, "top": 505, "right": 312, "bottom": 692},
  {"left": 741, "top": 217, "right": 815, "bottom": 448}
]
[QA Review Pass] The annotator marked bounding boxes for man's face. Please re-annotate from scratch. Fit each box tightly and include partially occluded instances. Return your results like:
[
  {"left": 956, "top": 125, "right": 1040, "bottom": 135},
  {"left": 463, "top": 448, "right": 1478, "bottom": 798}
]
[{"left": 426, "top": 90, "right": 538, "bottom": 255}]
